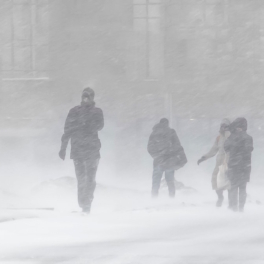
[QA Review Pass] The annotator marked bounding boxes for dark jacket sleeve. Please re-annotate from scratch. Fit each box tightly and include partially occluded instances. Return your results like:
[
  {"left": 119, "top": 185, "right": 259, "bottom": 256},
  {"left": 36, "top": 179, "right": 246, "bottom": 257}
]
[
  {"left": 171, "top": 129, "right": 187, "bottom": 166},
  {"left": 93, "top": 108, "right": 104, "bottom": 131},
  {"left": 224, "top": 134, "right": 234, "bottom": 153},
  {"left": 171, "top": 129, "right": 183, "bottom": 152},
  {"left": 245, "top": 135, "right": 254, "bottom": 154},
  {"left": 60, "top": 108, "right": 76, "bottom": 151},
  {"left": 147, "top": 133, "right": 157, "bottom": 158}
]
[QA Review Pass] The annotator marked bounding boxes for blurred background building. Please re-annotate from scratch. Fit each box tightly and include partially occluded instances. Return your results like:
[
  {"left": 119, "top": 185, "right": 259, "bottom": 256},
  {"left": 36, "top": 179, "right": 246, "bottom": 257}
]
[{"left": 0, "top": 0, "right": 264, "bottom": 174}]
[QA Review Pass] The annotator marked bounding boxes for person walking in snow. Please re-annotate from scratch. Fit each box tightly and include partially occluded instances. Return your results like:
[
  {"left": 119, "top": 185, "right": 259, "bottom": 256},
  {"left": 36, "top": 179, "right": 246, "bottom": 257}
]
[
  {"left": 197, "top": 119, "right": 231, "bottom": 207},
  {"left": 59, "top": 87, "right": 104, "bottom": 213},
  {"left": 224, "top": 117, "right": 253, "bottom": 212},
  {"left": 147, "top": 118, "right": 187, "bottom": 198}
]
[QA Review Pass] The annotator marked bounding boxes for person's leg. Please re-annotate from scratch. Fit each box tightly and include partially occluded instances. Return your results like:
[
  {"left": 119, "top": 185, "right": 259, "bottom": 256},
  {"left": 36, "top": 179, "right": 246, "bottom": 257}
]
[
  {"left": 229, "top": 182, "right": 239, "bottom": 211},
  {"left": 152, "top": 165, "right": 163, "bottom": 197},
  {"left": 165, "top": 170, "right": 175, "bottom": 197},
  {"left": 73, "top": 159, "right": 86, "bottom": 210},
  {"left": 238, "top": 181, "right": 247, "bottom": 212},
  {"left": 227, "top": 189, "right": 231, "bottom": 209},
  {"left": 211, "top": 166, "right": 219, "bottom": 190},
  {"left": 83, "top": 158, "right": 100, "bottom": 213},
  {"left": 226, "top": 169, "right": 232, "bottom": 209},
  {"left": 215, "top": 189, "right": 224, "bottom": 207}
]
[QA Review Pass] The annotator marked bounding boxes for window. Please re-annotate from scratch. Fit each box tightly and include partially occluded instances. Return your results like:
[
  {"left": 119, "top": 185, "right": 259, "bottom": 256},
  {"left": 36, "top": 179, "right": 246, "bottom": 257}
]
[
  {"left": 1, "top": 0, "right": 49, "bottom": 80},
  {"left": 133, "top": 0, "right": 163, "bottom": 80}
]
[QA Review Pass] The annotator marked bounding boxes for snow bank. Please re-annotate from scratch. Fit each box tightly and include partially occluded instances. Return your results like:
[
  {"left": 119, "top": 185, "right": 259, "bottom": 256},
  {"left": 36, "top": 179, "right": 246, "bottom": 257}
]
[{"left": 0, "top": 175, "right": 263, "bottom": 264}]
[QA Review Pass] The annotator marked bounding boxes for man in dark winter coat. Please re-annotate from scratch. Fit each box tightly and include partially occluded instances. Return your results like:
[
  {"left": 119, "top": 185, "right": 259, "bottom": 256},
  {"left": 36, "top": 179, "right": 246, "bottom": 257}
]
[
  {"left": 147, "top": 118, "right": 187, "bottom": 197},
  {"left": 224, "top": 117, "right": 253, "bottom": 212},
  {"left": 59, "top": 87, "right": 104, "bottom": 213}
]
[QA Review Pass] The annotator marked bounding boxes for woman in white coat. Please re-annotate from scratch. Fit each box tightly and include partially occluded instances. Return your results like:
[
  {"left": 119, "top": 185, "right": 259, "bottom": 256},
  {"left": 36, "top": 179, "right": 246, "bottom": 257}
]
[{"left": 198, "top": 119, "right": 230, "bottom": 207}]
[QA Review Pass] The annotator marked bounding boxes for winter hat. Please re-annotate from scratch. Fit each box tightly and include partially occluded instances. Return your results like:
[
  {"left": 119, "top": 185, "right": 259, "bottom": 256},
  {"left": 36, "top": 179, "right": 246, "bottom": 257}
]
[
  {"left": 160, "top": 118, "right": 169, "bottom": 126},
  {"left": 231, "top": 117, "right": 248, "bottom": 131},
  {"left": 153, "top": 118, "right": 169, "bottom": 131},
  {"left": 82, "top": 87, "right": 95, "bottom": 100},
  {"left": 221, "top": 118, "right": 231, "bottom": 126}
]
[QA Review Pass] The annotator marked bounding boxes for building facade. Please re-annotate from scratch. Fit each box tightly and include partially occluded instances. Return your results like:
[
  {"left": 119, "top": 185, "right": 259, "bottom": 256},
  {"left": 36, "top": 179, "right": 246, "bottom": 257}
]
[
  {"left": 0, "top": 0, "right": 264, "bottom": 170},
  {"left": 1, "top": 0, "right": 264, "bottom": 122}
]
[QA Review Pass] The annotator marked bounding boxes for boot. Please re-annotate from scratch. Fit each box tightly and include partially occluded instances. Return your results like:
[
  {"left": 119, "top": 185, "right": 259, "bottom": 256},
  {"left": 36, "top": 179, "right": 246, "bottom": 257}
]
[
  {"left": 216, "top": 197, "right": 224, "bottom": 207},
  {"left": 151, "top": 191, "right": 158, "bottom": 198},
  {"left": 216, "top": 191, "right": 224, "bottom": 207},
  {"left": 232, "top": 206, "right": 238, "bottom": 212},
  {"left": 169, "top": 192, "right": 175, "bottom": 198},
  {"left": 238, "top": 206, "right": 244, "bottom": 213},
  {"left": 82, "top": 204, "right": 91, "bottom": 214}
]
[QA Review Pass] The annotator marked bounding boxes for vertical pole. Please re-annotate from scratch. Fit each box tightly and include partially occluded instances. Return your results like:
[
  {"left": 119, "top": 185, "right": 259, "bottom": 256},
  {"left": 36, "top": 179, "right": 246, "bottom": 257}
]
[
  {"left": 164, "top": 92, "right": 173, "bottom": 126},
  {"left": 31, "top": 0, "right": 36, "bottom": 78},
  {"left": 169, "top": 92, "right": 173, "bottom": 127},
  {"left": 146, "top": 0, "right": 149, "bottom": 78},
  {"left": 11, "top": 0, "right": 14, "bottom": 78}
]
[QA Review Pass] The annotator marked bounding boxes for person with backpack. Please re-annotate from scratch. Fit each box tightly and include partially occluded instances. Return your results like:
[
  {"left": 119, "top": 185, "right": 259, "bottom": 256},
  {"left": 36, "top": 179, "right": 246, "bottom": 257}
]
[
  {"left": 59, "top": 87, "right": 104, "bottom": 214},
  {"left": 197, "top": 119, "right": 231, "bottom": 207},
  {"left": 224, "top": 117, "right": 253, "bottom": 212},
  {"left": 147, "top": 118, "right": 187, "bottom": 198}
]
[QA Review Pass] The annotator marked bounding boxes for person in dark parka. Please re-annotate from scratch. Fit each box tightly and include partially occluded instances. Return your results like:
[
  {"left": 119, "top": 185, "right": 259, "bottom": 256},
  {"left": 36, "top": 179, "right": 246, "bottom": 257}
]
[
  {"left": 224, "top": 117, "right": 253, "bottom": 212},
  {"left": 59, "top": 87, "right": 104, "bottom": 213},
  {"left": 147, "top": 118, "right": 187, "bottom": 197}
]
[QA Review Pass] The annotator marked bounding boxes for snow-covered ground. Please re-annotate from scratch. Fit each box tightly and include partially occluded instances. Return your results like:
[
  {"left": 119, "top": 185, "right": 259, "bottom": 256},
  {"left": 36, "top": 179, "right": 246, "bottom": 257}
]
[{"left": 0, "top": 171, "right": 264, "bottom": 264}]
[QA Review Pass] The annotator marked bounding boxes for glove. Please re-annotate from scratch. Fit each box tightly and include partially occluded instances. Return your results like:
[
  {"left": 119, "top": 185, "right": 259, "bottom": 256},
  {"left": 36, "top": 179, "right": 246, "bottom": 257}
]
[
  {"left": 197, "top": 156, "right": 206, "bottom": 165},
  {"left": 59, "top": 149, "right": 66, "bottom": 160}
]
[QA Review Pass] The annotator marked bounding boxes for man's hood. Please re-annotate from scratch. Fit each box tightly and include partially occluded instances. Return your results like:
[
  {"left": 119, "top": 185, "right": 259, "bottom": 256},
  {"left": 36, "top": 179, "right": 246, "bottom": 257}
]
[
  {"left": 152, "top": 123, "right": 170, "bottom": 134},
  {"left": 231, "top": 117, "right": 248, "bottom": 131}
]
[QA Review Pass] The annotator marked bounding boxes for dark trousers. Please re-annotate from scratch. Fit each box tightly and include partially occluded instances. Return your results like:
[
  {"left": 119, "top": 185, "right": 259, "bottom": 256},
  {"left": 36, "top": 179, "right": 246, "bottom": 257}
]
[
  {"left": 73, "top": 158, "right": 99, "bottom": 211},
  {"left": 215, "top": 189, "right": 230, "bottom": 206},
  {"left": 229, "top": 181, "right": 247, "bottom": 211},
  {"left": 216, "top": 189, "right": 224, "bottom": 201},
  {"left": 152, "top": 165, "right": 175, "bottom": 197}
]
